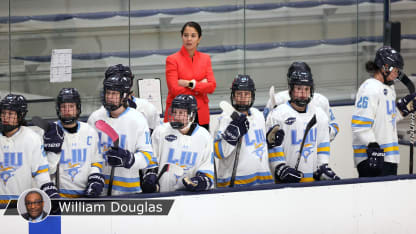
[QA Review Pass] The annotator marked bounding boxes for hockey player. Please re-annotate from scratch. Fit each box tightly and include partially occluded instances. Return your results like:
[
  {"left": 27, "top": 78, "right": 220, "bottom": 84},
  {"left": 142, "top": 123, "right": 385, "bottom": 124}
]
[
  {"left": 352, "top": 46, "right": 416, "bottom": 177},
  {"left": 43, "top": 88, "right": 104, "bottom": 197},
  {"left": 0, "top": 94, "right": 59, "bottom": 197},
  {"left": 152, "top": 94, "right": 214, "bottom": 192},
  {"left": 266, "top": 68, "right": 339, "bottom": 183},
  {"left": 264, "top": 62, "right": 339, "bottom": 141},
  {"left": 213, "top": 75, "right": 273, "bottom": 187},
  {"left": 88, "top": 72, "right": 158, "bottom": 195},
  {"left": 105, "top": 64, "right": 160, "bottom": 134}
]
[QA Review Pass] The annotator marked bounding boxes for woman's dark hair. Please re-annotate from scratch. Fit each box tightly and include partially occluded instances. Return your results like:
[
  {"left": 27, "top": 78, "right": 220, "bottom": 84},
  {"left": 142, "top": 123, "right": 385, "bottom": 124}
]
[
  {"left": 181, "top": 21, "right": 202, "bottom": 38},
  {"left": 365, "top": 61, "right": 379, "bottom": 74}
]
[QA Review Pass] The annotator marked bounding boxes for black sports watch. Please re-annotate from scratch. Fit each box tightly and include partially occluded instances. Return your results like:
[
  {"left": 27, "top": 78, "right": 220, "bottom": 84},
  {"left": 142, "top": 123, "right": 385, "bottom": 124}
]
[{"left": 188, "top": 81, "right": 194, "bottom": 88}]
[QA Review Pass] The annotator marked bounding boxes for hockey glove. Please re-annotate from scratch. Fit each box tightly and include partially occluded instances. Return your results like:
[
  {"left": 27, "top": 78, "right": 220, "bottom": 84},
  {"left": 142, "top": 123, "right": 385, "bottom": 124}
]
[
  {"left": 313, "top": 164, "right": 340, "bottom": 181},
  {"left": 397, "top": 93, "right": 416, "bottom": 117},
  {"left": 43, "top": 122, "right": 64, "bottom": 154},
  {"left": 275, "top": 164, "right": 303, "bottom": 183},
  {"left": 222, "top": 114, "right": 249, "bottom": 146},
  {"left": 105, "top": 147, "right": 135, "bottom": 169},
  {"left": 85, "top": 173, "right": 105, "bottom": 198},
  {"left": 182, "top": 172, "right": 212, "bottom": 192},
  {"left": 41, "top": 182, "right": 60, "bottom": 198},
  {"left": 266, "top": 124, "right": 285, "bottom": 148},
  {"left": 127, "top": 98, "right": 137, "bottom": 109},
  {"left": 365, "top": 142, "right": 385, "bottom": 176},
  {"left": 142, "top": 168, "right": 159, "bottom": 193}
]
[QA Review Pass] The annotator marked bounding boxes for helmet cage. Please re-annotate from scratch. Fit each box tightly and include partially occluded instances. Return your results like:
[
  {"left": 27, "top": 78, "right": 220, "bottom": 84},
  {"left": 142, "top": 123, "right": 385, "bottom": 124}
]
[
  {"left": 230, "top": 75, "right": 256, "bottom": 112},
  {"left": 288, "top": 70, "right": 314, "bottom": 107},
  {"left": 56, "top": 88, "right": 81, "bottom": 125},
  {"left": 102, "top": 75, "right": 131, "bottom": 112},
  {"left": 168, "top": 95, "right": 197, "bottom": 130},
  {"left": 374, "top": 46, "right": 404, "bottom": 86},
  {"left": 0, "top": 94, "right": 28, "bottom": 132}
]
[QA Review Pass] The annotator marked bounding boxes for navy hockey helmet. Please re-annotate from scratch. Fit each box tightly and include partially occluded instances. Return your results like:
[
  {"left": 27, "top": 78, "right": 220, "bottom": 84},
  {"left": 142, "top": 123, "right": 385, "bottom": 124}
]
[
  {"left": 56, "top": 88, "right": 81, "bottom": 125},
  {"left": 0, "top": 94, "right": 28, "bottom": 132},
  {"left": 105, "top": 64, "right": 134, "bottom": 88},
  {"left": 374, "top": 46, "right": 404, "bottom": 85},
  {"left": 374, "top": 46, "right": 404, "bottom": 70},
  {"left": 287, "top": 62, "right": 314, "bottom": 107},
  {"left": 169, "top": 94, "right": 197, "bottom": 129},
  {"left": 102, "top": 74, "right": 131, "bottom": 112},
  {"left": 230, "top": 74, "right": 256, "bottom": 111}
]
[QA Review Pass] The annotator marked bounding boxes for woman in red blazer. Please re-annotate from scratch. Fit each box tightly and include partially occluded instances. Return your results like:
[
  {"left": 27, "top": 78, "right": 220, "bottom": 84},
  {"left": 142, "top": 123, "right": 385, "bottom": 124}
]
[{"left": 164, "top": 21, "right": 216, "bottom": 131}]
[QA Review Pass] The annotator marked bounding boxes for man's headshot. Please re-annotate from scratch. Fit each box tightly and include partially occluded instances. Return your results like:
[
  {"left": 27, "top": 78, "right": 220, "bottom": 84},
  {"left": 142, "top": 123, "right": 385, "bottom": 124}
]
[{"left": 18, "top": 189, "right": 50, "bottom": 223}]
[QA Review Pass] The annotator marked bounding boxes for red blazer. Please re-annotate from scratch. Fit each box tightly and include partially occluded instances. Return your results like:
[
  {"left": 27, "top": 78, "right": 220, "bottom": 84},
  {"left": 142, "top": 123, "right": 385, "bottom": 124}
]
[{"left": 164, "top": 46, "right": 216, "bottom": 125}]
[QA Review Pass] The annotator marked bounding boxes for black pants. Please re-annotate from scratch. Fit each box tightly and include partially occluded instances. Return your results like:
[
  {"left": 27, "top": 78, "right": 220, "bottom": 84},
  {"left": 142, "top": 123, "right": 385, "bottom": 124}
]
[{"left": 357, "top": 160, "right": 398, "bottom": 177}]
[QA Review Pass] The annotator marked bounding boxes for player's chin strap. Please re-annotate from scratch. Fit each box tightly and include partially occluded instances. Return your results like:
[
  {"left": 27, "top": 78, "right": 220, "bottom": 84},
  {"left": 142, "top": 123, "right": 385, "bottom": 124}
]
[
  {"left": 171, "top": 113, "right": 195, "bottom": 132},
  {"left": 181, "top": 114, "right": 196, "bottom": 133}
]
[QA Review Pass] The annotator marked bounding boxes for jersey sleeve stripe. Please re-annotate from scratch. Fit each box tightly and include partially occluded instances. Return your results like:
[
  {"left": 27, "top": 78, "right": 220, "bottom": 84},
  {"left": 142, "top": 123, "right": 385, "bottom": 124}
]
[
  {"left": 32, "top": 164, "right": 49, "bottom": 177},
  {"left": 352, "top": 115, "right": 374, "bottom": 122},
  {"left": 214, "top": 140, "right": 224, "bottom": 159},
  {"left": 380, "top": 142, "right": 399, "bottom": 148},
  {"left": 198, "top": 170, "right": 215, "bottom": 182},
  {"left": 330, "top": 123, "right": 339, "bottom": 133},
  {"left": 317, "top": 148, "right": 330, "bottom": 155},
  {"left": 139, "top": 151, "right": 157, "bottom": 168},
  {"left": 268, "top": 146, "right": 285, "bottom": 162},
  {"left": 351, "top": 115, "right": 374, "bottom": 127},
  {"left": 353, "top": 145, "right": 367, "bottom": 158},
  {"left": 91, "top": 162, "right": 103, "bottom": 169},
  {"left": 217, "top": 172, "right": 274, "bottom": 187},
  {"left": 103, "top": 178, "right": 141, "bottom": 192},
  {"left": 353, "top": 145, "right": 367, "bottom": 150},
  {"left": 59, "top": 189, "right": 84, "bottom": 198},
  {"left": 317, "top": 142, "right": 330, "bottom": 155},
  {"left": 104, "top": 174, "right": 141, "bottom": 183},
  {"left": 318, "top": 142, "right": 330, "bottom": 148},
  {"left": 300, "top": 174, "right": 315, "bottom": 182},
  {"left": 104, "top": 184, "right": 141, "bottom": 192}
]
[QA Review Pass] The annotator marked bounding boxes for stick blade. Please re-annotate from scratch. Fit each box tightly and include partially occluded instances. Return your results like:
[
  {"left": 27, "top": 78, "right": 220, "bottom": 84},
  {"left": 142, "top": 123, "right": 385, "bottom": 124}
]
[
  {"left": 95, "top": 120, "right": 119, "bottom": 146},
  {"left": 269, "top": 85, "right": 276, "bottom": 107},
  {"left": 31, "top": 116, "right": 50, "bottom": 132}
]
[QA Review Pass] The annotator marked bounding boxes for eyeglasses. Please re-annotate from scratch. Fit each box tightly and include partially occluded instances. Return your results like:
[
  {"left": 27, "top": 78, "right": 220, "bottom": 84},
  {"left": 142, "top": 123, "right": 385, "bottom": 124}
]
[{"left": 25, "top": 200, "right": 43, "bottom": 206}]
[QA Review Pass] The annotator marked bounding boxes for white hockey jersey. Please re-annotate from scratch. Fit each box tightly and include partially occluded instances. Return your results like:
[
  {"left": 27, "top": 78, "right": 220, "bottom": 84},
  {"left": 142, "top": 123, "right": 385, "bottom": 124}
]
[
  {"left": 46, "top": 121, "right": 103, "bottom": 198},
  {"left": 212, "top": 107, "right": 273, "bottom": 187},
  {"left": 0, "top": 126, "right": 51, "bottom": 196},
  {"left": 264, "top": 90, "right": 339, "bottom": 141},
  {"left": 132, "top": 96, "right": 160, "bottom": 131},
  {"left": 266, "top": 102, "right": 331, "bottom": 182},
  {"left": 152, "top": 123, "right": 214, "bottom": 192},
  {"left": 88, "top": 106, "right": 157, "bottom": 195},
  {"left": 351, "top": 78, "right": 403, "bottom": 166}
]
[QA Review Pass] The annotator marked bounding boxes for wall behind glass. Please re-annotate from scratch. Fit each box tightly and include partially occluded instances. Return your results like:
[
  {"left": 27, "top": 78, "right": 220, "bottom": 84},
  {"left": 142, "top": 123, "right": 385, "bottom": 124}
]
[{"left": 1, "top": 0, "right": 416, "bottom": 119}]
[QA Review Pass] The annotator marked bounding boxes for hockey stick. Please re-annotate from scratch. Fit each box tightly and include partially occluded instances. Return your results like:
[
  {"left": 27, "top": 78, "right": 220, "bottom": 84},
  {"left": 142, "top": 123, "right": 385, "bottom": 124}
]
[
  {"left": 294, "top": 114, "right": 317, "bottom": 170},
  {"left": 155, "top": 164, "right": 170, "bottom": 184},
  {"left": 398, "top": 73, "right": 415, "bottom": 173},
  {"left": 269, "top": 85, "right": 277, "bottom": 109},
  {"left": 219, "top": 101, "right": 243, "bottom": 187},
  {"left": 95, "top": 120, "right": 119, "bottom": 196},
  {"left": 156, "top": 163, "right": 186, "bottom": 192},
  {"left": 32, "top": 116, "right": 61, "bottom": 193}
]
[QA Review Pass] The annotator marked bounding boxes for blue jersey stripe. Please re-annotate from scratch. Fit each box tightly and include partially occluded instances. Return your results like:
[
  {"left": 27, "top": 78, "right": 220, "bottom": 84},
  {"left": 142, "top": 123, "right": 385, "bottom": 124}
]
[{"left": 352, "top": 115, "right": 374, "bottom": 122}]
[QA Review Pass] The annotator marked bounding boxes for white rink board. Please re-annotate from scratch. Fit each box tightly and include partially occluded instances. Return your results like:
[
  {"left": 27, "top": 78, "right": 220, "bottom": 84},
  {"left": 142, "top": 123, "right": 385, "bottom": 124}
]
[{"left": 2, "top": 178, "right": 416, "bottom": 234}]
